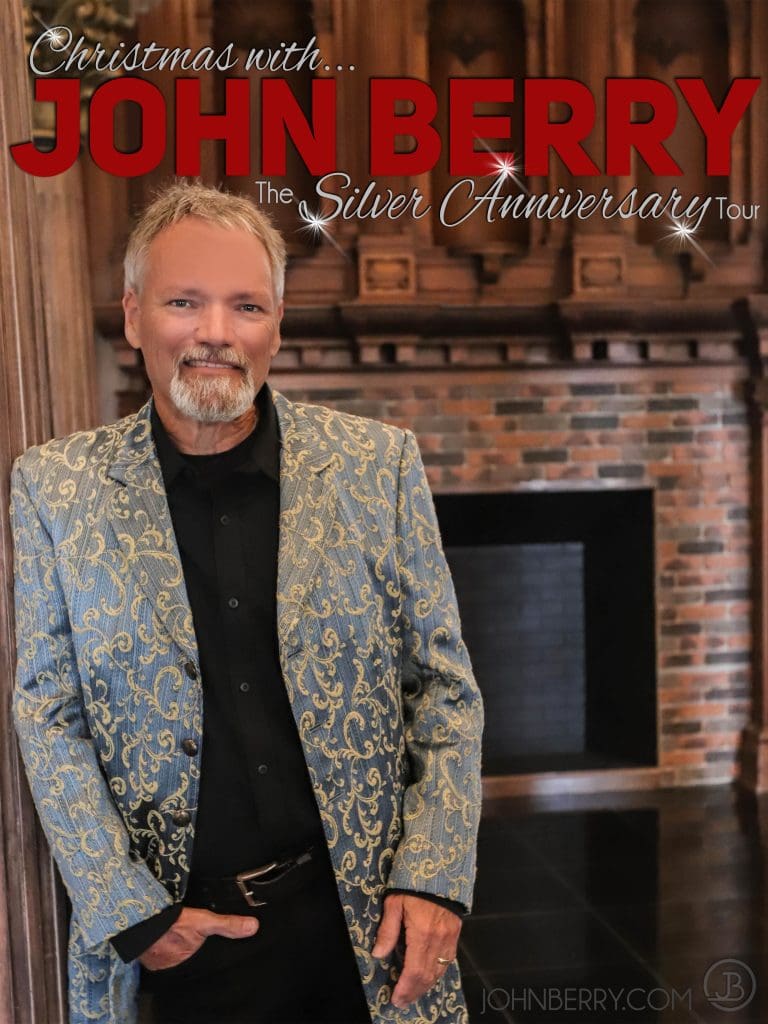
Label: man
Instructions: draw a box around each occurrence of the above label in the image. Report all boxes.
[11,182,483,1024]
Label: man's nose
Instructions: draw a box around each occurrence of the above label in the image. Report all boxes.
[196,303,232,343]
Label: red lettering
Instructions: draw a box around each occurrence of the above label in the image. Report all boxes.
[89,78,166,177]
[677,77,760,175]
[370,78,441,175]
[175,78,250,176]
[524,79,600,176]
[449,78,514,175]
[12,74,758,183]
[605,78,681,175]
[10,78,80,176]
[261,78,336,175]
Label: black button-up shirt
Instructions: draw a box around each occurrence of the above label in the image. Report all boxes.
[152,385,325,877]
[112,386,462,963]
[114,385,322,960]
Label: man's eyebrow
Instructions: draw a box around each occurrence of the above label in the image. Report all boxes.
[160,286,271,302]
[161,285,206,297]
[229,291,271,302]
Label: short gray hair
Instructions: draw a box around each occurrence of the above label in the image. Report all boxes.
[124,181,287,300]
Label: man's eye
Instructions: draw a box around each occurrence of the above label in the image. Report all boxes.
[168,299,193,308]
[239,303,261,313]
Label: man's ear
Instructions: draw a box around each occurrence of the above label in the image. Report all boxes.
[123,290,142,351]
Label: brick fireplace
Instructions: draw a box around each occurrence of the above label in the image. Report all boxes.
[100,295,768,793]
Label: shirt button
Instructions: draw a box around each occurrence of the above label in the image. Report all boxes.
[257,764,268,775]
[228,597,239,609]
[184,661,198,679]
[220,514,230,526]
[239,682,250,693]
[171,810,191,826]
[181,739,198,756]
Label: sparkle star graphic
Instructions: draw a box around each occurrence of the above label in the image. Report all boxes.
[663,214,715,266]
[47,26,69,48]
[475,136,529,195]
[490,154,516,179]
[30,15,74,61]
[295,202,348,259]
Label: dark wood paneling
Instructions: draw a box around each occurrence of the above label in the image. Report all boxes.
[1,1,70,1019]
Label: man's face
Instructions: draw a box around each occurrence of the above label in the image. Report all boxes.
[123,217,283,425]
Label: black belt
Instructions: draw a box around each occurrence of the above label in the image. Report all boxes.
[185,846,318,912]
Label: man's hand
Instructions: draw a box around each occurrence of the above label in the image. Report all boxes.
[371,893,462,1009]
[139,907,258,971]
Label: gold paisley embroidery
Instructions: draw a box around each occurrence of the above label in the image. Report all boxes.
[11,395,482,1024]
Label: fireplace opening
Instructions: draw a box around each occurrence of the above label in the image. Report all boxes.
[434,489,657,775]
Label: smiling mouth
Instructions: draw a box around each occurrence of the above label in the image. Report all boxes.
[183,359,242,370]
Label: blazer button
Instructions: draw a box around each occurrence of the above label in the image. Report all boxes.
[181,739,198,756]
[171,809,191,826]
[184,661,198,680]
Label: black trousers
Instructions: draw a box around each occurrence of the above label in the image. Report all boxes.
[140,846,372,1024]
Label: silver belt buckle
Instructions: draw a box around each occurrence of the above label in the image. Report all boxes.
[235,862,276,908]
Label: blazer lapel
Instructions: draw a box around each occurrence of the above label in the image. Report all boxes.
[104,391,334,669]
[272,390,337,652]
[106,400,198,665]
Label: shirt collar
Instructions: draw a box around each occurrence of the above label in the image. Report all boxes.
[151,383,280,489]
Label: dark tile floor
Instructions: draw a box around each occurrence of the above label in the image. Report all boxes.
[457,786,768,1024]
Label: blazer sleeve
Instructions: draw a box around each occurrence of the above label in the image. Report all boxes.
[10,459,174,952]
[385,429,484,913]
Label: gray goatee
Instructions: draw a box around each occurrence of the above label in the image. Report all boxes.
[170,345,256,423]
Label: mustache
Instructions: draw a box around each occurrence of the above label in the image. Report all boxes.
[175,345,249,371]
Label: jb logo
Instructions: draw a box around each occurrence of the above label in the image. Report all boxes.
[703,959,757,1012]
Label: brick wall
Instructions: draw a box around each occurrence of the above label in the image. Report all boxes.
[274,367,752,786]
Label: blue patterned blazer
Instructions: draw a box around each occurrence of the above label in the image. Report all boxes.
[11,390,483,1024]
